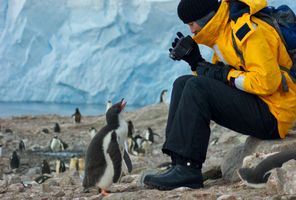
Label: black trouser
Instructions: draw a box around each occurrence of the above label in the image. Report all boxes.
[162,75,280,165]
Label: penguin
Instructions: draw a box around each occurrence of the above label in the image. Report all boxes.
[19,140,26,152]
[88,127,97,139]
[10,150,20,170]
[69,156,79,172]
[127,120,135,138]
[0,144,2,157]
[144,127,160,144]
[237,149,296,188]
[83,99,132,196]
[159,89,168,103]
[41,159,51,174]
[106,100,112,113]
[50,135,68,152]
[53,122,61,133]
[72,108,82,123]
[55,159,66,174]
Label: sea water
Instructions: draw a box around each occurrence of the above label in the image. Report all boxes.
[0,102,141,118]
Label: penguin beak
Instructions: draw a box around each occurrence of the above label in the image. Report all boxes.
[120,98,127,111]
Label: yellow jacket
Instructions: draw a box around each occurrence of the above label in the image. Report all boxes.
[192,0,296,138]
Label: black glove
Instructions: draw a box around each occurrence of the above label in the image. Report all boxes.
[169,32,204,71]
[196,61,231,83]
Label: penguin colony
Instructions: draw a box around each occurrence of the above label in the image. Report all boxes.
[83,99,132,196]
[126,121,160,156]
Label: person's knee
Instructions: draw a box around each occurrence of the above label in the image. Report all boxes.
[173,75,193,89]
[185,76,210,91]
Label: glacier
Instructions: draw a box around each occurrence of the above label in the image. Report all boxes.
[0,0,295,106]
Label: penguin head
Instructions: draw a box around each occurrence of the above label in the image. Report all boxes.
[106,98,126,126]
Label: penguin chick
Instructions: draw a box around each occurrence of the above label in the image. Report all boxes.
[72,108,82,123]
[10,150,20,170]
[83,99,132,196]
[41,159,51,174]
[50,135,68,152]
[19,140,26,152]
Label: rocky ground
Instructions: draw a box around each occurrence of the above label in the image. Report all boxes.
[0,103,295,200]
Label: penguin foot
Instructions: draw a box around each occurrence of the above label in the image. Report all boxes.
[99,188,110,196]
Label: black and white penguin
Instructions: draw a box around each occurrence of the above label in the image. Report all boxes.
[10,150,20,170]
[159,89,168,103]
[127,120,135,138]
[55,159,66,174]
[237,149,296,188]
[19,140,26,152]
[88,127,97,139]
[41,159,51,174]
[72,108,82,123]
[53,122,61,133]
[83,99,132,196]
[106,100,112,113]
[144,127,160,144]
[50,135,68,152]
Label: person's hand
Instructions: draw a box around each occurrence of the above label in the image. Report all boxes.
[196,62,231,83]
[169,32,204,71]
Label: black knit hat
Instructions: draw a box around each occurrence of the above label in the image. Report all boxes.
[178,0,219,24]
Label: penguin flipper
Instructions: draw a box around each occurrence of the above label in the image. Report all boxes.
[107,131,122,183]
[123,149,133,173]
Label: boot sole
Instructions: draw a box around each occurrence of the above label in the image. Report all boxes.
[144,181,203,191]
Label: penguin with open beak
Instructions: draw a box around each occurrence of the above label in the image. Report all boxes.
[83,99,132,196]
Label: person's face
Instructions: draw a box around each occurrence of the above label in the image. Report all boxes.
[187,21,202,35]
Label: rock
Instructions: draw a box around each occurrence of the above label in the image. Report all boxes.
[266,160,296,195]
[41,183,52,193]
[53,190,65,197]
[221,144,245,182]
[221,134,296,182]
[217,194,238,200]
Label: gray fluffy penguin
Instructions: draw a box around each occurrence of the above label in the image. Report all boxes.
[83,99,132,196]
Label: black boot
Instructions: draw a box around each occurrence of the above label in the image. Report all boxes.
[144,153,203,190]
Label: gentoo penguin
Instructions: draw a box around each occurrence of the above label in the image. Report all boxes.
[237,149,296,188]
[41,159,51,174]
[106,100,112,113]
[53,122,61,133]
[88,127,97,139]
[10,150,20,170]
[144,127,160,144]
[69,156,79,172]
[83,99,132,195]
[19,140,26,152]
[55,159,66,174]
[72,108,82,123]
[159,89,168,103]
[127,120,135,138]
[50,135,68,152]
